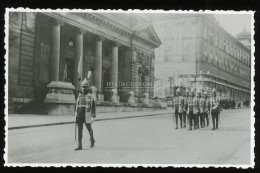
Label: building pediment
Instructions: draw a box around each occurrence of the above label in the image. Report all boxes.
[134,24,162,48]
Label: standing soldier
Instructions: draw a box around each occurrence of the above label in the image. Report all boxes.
[199,90,206,128]
[193,90,199,129]
[196,90,202,129]
[210,88,220,130]
[173,88,184,129]
[182,88,189,128]
[204,90,210,127]
[74,77,96,151]
[187,89,196,130]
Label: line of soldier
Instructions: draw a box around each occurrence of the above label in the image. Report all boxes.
[172,87,221,130]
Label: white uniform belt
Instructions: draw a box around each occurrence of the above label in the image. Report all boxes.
[78,105,87,107]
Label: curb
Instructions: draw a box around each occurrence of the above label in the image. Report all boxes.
[8,112,172,130]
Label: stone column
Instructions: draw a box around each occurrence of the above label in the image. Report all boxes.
[94,36,105,101]
[50,20,63,81]
[110,42,120,103]
[45,20,76,115]
[73,29,85,89]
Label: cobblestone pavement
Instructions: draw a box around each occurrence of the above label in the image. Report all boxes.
[7,109,252,166]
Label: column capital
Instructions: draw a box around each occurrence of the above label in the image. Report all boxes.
[55,19,64,27]
[77,28,86,35]
[97,36,106,42]
[112,41,121,47]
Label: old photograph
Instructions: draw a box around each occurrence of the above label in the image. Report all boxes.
[5,9,254,167]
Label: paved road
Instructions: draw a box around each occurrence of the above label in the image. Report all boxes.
[7,109,252,166]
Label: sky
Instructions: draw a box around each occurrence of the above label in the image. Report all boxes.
[214,14,252,37]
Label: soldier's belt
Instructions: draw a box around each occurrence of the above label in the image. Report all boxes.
[78,105,87,107]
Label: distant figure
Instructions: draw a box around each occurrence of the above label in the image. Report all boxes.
[111,89,118,103]
[128,91,135,105]
[142,93,150,106]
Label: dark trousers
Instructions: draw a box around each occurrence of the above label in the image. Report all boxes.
[182,111,187,127]
[77,122,95,147]
[204,112,209,126]
[199,112,205,128]
[174,111,183,128]
[211,112,219,130]
[188,111,196,130]
[195,113,199,129]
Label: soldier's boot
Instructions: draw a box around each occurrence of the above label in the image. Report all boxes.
[86,124,95,148]
[175,114,178,129]
[211,115,216,130]
[75,141,82,151]
[74,145,82,151]
[90,138,95,148]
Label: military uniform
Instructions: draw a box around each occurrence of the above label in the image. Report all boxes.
[199,95,208,128]
[187,91,198,130]
[173,89,184,129]
[204,96,210,127]
[193,95,199,129]
[74,78,96,150]
[210,92,220,130]
[182,93,188,128]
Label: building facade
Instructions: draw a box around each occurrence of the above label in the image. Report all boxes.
[8,12,161,113]
[152,14,251,106]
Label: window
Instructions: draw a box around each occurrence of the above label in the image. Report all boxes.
[224,40,226,51]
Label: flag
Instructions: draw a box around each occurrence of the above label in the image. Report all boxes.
[63,64,67,81]
[77,52,83,82]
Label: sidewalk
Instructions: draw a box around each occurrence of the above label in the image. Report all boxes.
[8,109,173,130]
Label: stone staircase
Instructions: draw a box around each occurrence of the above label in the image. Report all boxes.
[15,100,46,114]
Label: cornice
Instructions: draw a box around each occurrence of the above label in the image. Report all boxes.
[70,13,161,48]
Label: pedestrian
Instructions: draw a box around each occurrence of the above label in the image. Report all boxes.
[74,77,96,151]
[210,88,220,130]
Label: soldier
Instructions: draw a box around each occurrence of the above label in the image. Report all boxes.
[173,88,184,129]
[210,88,220,130]
[199,90,206,128]
[187,89,196,130]
[204,91,210,127]
[196,90,202,129]
[182,88,189,128]
[74,77,96,151]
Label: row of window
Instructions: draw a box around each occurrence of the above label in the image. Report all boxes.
[204,26,250,66]
[204,46,250,80]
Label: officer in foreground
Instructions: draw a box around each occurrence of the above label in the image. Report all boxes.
[74,77,96,151]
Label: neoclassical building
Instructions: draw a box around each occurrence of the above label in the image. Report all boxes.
[8,12,162,113]
[152,14,251,106]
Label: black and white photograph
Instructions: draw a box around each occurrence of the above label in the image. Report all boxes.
[4,9,254,167]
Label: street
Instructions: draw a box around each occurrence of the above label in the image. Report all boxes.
[7,108,252,165]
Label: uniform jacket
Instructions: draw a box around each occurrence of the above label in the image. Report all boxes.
[210,96,220,114]
[187,96,199,114]
[193,97,199,114]
[75,93,96,123]
[173,96,184,113]
[183,96,188,112]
